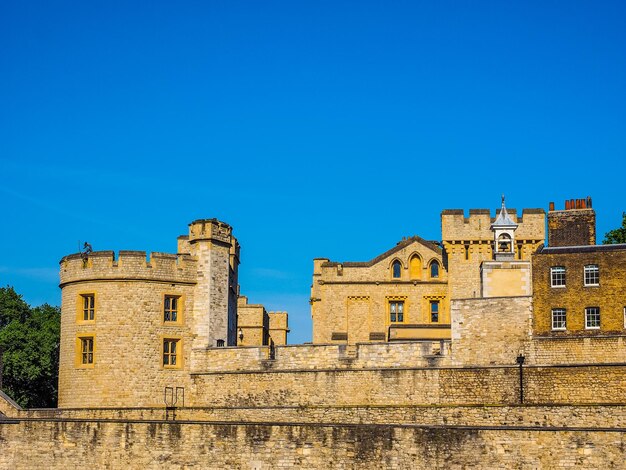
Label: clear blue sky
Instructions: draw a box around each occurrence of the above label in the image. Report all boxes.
[1,1,625,344]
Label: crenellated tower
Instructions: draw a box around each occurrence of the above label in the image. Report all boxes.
[182,219,240,348]
[57,218,243,408]
[441,200,545,299]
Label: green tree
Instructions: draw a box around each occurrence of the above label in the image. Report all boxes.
[0,287,60,408]
[603,212,626,244]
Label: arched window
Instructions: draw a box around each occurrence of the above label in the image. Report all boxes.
[409,255,421,279]
[391,260,402,278]
[430,261,440,279]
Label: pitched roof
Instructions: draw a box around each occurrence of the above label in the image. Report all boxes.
[321,236,442,268]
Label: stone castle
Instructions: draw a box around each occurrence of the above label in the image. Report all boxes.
[1,196,625,469]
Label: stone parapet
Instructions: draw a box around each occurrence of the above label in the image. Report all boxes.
[59,251,197,286]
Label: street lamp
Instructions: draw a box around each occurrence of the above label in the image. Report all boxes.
[516,354,525,404]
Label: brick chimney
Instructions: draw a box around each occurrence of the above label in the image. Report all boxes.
[547,197,595,247]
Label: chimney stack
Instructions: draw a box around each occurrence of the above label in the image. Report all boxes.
[547,196,596,247]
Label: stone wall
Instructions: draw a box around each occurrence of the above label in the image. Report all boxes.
[58,278,195,408]
[451,296,532,366]
[189,364,626,408]
[191,342,450,373]
[12,404,626,429]
[1,419,624,469]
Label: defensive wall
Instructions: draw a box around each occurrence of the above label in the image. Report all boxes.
[0,417,624,469]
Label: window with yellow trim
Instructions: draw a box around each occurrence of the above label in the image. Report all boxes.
[430,301,439,323]
[75,335,95,367]
[164,295,180,322]
[163,338,181,367]
[80,294,95,321]
[389,301,404,323]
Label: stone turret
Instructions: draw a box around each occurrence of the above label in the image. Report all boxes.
[186,219,240,348]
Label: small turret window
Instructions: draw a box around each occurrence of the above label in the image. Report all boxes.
[391,260,402,279]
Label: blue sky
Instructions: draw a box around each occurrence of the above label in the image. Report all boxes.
[1,1,625,344]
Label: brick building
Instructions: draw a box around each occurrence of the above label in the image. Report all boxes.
[533,198,626,336]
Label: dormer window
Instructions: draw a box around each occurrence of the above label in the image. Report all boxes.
[391,260,402,279]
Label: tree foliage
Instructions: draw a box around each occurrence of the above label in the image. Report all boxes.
[0,286,60,408]
[603,212,626,244]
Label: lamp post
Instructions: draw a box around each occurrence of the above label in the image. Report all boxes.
[516,354,525,404]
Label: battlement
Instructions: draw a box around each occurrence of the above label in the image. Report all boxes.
[188,218,233,245]
[59,250,198,286]
[441,208,545,242]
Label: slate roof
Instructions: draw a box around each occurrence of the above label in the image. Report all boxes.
[321,236,442,268]
[537,243,626,254]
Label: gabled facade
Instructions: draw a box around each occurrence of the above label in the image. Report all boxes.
[310,236,449,344]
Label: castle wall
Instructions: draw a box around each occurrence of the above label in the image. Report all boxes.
[190,342,450,373]
[1,419,624,469]
[451,296,532,366]
[12,403,626,429]
[189,364,626,408]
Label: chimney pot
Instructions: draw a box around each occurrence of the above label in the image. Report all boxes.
[549,202,555,211]
[565,200,570,210]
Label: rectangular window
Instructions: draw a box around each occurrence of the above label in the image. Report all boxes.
[585,307,600,329]
[81,294,95,321]
[584,265,599,286]
[550,267,566,287]
[164,295,179,322]
[80,337,94,364]
[624,307,626,329]
[430,301,439,323]
[389,301,404,323]
[551,308,566,330]
[163,338,180,367]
